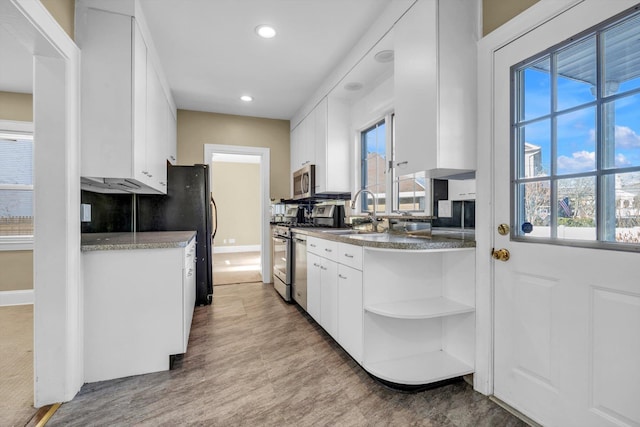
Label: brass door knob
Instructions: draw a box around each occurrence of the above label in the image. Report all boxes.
[491,248,510,261]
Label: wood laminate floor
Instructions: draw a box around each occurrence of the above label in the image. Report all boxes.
[49,282,527,426]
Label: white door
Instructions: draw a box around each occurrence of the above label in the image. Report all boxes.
[492,1,640,426]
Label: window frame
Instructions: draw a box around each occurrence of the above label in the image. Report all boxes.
[359,115,393,215]
[510,7,640,253]
[0,120,34,251]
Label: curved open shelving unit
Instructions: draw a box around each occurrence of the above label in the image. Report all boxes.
[364,351,474,385]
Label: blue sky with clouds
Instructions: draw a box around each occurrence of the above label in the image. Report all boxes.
[521,68,640,175]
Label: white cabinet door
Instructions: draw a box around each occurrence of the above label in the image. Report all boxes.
[320,258,338,339]
[80,8,137,179]
[132,19,148,185]
[338,264,363,362]
[314,98,328,193]
[393,0,437,176]
[307,252,322,323]
[146,64,168,190]
[394,0,476,177]
[167,101,177,165]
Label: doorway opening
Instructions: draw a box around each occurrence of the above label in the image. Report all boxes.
[204,144,271,287]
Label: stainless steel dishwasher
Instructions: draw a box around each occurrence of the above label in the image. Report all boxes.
[292,232,307,311]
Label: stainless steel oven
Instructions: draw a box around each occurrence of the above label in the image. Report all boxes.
[271,224,292,302]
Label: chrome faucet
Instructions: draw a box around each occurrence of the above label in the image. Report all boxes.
[350,189,378,222]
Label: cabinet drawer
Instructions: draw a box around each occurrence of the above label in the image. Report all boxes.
[308,236,338,261]
[338,243,362,270]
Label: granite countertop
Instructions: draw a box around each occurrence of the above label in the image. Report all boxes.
[81,231,196,252]
[291,227,475,250]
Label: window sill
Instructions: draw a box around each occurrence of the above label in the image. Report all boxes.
[0,237,34,251]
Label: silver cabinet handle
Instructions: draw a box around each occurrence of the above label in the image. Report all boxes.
[344,253,354,258]
[325,248,332,253]
[338,274,347,279]
[313,263,320,267]
[310,244,317,248]
[320,266,327,271]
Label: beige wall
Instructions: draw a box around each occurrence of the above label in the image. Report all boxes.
[0,91,33,121]
[177,109,290,201]
[41,0,75,40]
[212,162,261,248]
[0,251,33,292]
[483,0,540,36]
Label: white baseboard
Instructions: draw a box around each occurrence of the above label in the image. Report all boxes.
[0,289,34,306]
[213,244,261,254]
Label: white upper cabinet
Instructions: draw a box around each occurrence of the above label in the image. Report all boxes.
[448,179,476,201]
[77,0,177,194]
[315,96,350,194]
[394,0,477,177]
[290,96,350,196]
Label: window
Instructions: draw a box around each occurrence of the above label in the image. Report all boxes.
[361,119,388,213]
[0,131,34,240]
[360,114,430,215]
[512,8,640,249]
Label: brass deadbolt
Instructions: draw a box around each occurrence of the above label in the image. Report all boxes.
[497,224,510,235]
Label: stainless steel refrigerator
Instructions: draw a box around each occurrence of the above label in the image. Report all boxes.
[137,164,215,305]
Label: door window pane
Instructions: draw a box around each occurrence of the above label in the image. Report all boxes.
[519,57,551,121]
[556,177,596,240]
[518,181,551,238]
[556,36,596,111]
[556,107,596,175]
[602,93,640,169]
[519,119,551,178]
[603,12,640,96]
[0,138,33,185]
[603,172,640,243]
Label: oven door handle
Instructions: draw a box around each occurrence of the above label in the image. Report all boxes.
[273,236,288,243]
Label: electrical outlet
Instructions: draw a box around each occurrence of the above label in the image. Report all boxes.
[229,238,235,244]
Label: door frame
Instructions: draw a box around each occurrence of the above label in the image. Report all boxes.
[1,0,82,406]
[475,0,584,395]
[203,143,271,283]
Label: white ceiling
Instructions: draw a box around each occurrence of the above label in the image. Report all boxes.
[1,0,391,120]
[139,0,390,120]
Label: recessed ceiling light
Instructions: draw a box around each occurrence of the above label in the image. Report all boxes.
[255,25,276,39]
[240,95,253,102]
[374,49,395,63]
[344,82,364,91]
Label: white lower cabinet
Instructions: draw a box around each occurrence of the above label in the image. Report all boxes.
[306,235,475,386]
[83,238,196,382]
[337,264,363,363]
[307,237,363,361]
[307,252,322,323]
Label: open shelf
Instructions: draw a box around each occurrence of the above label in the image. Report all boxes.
[364,351,473,385]
[364,296,474,319]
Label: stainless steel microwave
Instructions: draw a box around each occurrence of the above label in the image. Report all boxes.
[293,164,315,200]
